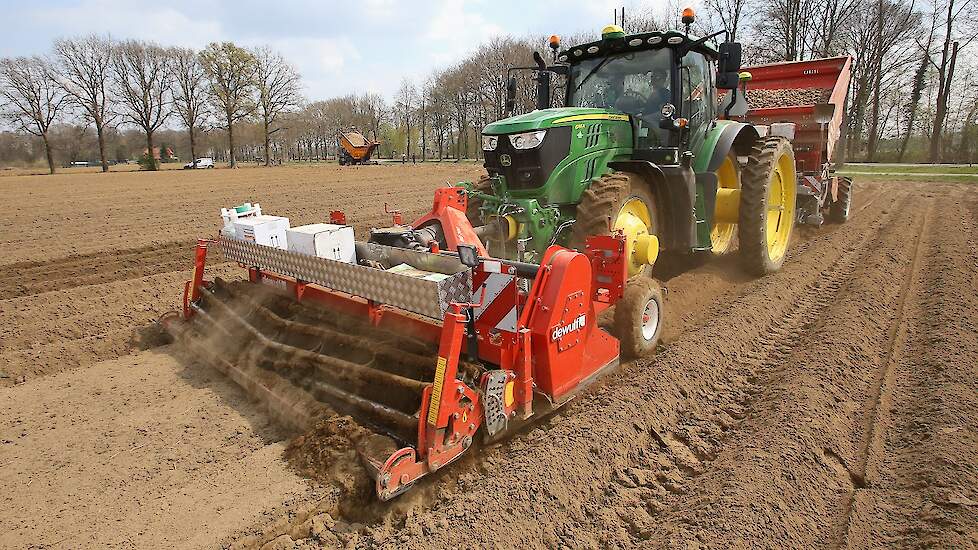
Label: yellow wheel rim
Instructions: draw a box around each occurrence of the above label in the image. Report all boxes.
[765,152,796,262]
[614,197,655,277]
[711,155,739,254]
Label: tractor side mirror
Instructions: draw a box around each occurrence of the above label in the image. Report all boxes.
[532,51,551,110]
[505,76,517,113]
[716,42,742,90]
[535,70,552,110]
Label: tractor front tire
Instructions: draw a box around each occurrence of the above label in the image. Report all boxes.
[828,177,853,223]
[614,278,664,359]
[738,137,797,276]
[572,171,659,278]
[465,176,493,226]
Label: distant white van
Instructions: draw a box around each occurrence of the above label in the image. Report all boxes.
[184,157,215,169]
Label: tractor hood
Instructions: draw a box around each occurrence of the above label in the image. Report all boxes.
[483,107,630,135]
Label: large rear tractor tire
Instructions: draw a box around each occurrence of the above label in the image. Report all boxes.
[614,278,664,359]
[572,171,659,279]
[738,137,797,276]
[828,177,853,223]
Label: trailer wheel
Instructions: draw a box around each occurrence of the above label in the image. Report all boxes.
[738,137,796,275]
[828,177,852,223]
[573,171,660,278]
[614,278,664,359]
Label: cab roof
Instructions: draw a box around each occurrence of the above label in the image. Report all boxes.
[559,30,719,64]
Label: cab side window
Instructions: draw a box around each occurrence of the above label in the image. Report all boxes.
[682,52,714,148]
[683,54,706,131]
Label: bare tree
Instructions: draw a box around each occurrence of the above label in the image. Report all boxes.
[111,40,172,170]
[757,0,818,60]
[199,42,257,168]
[253,46,301,166]
[54,35,116,172]
[863,0,919,160]
[898,47,931,160]
[355,92,387,141]
[418,80,431,160]
[705,0,752,41]
[0,56,67,174]
[809,0,862,56]
[925,0,977,161]
[395,79,417,159]
[171,47,209,166]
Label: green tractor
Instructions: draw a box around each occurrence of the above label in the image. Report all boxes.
[464,13,797,355]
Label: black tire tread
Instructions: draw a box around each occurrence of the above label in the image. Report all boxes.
[465,176,494,225]
[571,172,632,248]
[738,136,793,276]
[613,277,664,359]
[828,177,852,223]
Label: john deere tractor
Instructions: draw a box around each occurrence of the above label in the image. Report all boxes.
[465,12,797,320]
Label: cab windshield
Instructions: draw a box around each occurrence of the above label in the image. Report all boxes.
[567,48,673,147]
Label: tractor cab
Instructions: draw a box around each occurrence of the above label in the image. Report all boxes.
[560,25,722,163]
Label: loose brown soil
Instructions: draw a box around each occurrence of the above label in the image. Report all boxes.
[1,165,975,549]
[0,163,479,386]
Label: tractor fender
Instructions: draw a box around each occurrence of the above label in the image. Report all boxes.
[607,160,695,252]
[695,122,761,232]
[700,122,760,173]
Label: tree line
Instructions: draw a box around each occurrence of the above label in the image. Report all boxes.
[2,0,976,172]
[0,37,300,173]
[292,0,976,165]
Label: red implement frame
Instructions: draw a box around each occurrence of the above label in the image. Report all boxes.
[175,192,628,500]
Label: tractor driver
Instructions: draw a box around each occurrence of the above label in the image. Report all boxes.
[613,67,671,119]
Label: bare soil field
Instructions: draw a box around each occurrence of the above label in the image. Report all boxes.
[0,163,479,385]
[1,165,975,549]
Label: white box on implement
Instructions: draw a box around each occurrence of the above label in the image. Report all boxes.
[233,215,290,249]
[287,224,355,263]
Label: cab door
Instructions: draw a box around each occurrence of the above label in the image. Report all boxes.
[682,52,715,153]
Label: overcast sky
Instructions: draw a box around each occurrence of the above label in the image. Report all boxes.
[1,0,675,101]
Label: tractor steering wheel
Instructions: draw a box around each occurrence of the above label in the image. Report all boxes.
[614,90,648,113]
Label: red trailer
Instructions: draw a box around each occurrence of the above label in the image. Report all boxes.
[742,56,854,225]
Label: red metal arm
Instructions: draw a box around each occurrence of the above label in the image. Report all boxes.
[183,239,215,319]
[372,306,483,500]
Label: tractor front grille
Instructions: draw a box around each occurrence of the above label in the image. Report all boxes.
[484,126,571,191]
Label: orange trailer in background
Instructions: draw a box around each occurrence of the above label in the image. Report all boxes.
[338,129,380,165]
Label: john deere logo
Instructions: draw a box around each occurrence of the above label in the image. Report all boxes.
[499,154,512,167]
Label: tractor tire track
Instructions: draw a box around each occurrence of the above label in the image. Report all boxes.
[596,188,918,547]
[835,202,930,546]
[841,188,978,548]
